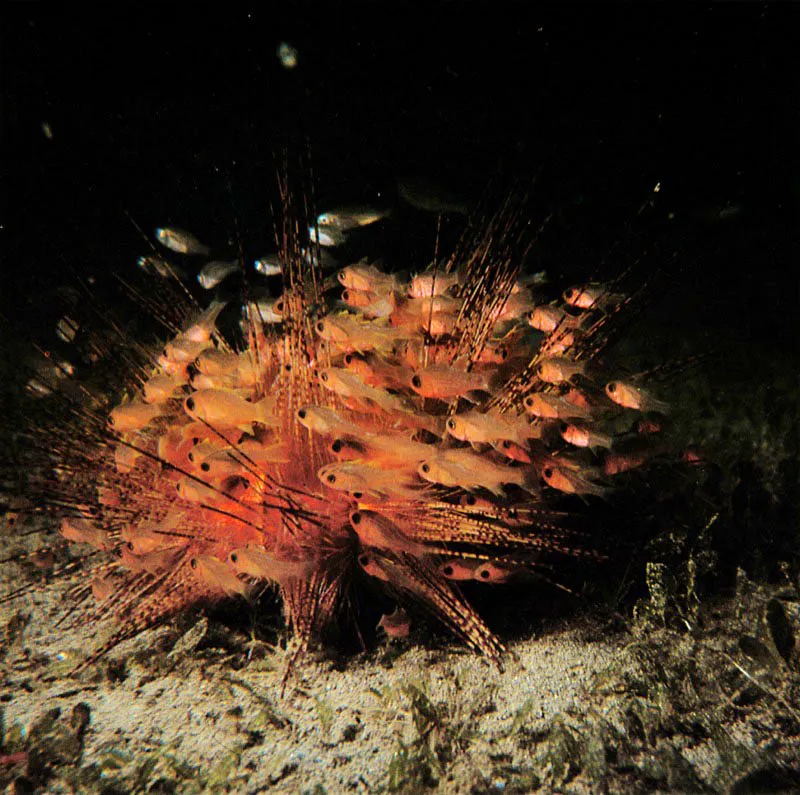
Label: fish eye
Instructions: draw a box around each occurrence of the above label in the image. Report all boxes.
[275,301,284,314]
[536,364,544,375]
[176,482,182,492]
[543,467,553,479]
[443,564,454,576]
[108,415,115,426]
[464,494,476,506]
[607,382,617,393]
[358,553,370,567]
[351,512,362,525]
[297,408,307,420]
[126,542,135,551]
[565,288,574,299]
[420,463,430,474]
[316,321,325,333]
[352,491,363,499]
[331,440,343,453]
[502,440,512,449]
[342,290,350,301]
[447,419,456,430]
[192,437,199,445]
[327,473,336,484]
[411,374,422,388]
[524,396,533,407]
[188,451,196,461]
[560,423,569,433]
[186,397,195,411]
[230,553,238,563]
[479,568,491,580]
[344,354,353,365]
[201,462,210,472]
[190,558,198,569]
[163,348,169,357]
[498,346,508,360]
[337,271,346,283]
[320,372,328,382]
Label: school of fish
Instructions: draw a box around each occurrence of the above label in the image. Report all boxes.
[8,196,681,672]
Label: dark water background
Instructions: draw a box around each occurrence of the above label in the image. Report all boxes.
[3,5,798,341]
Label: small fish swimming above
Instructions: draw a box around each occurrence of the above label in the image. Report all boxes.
[155,227,210,256]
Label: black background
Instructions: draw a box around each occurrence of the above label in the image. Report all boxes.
[2,3,798,344]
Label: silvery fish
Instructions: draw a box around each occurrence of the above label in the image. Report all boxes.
[198,260,239,290]
[317,206,390,231]
[138,256,187,280]
[309,225,347,248]
[254,254,283,277]
[155,227,210,256]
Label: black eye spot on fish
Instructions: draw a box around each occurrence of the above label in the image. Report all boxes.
[351,512,362,525]
[344,354,353,365]
[447,419,456,430]
[201,463,210,472]
[443,564,454,576]
[188,451,196,462]
[327,473,336,484]
[543,467,553,479]
[126,542,135,551]
[190,558,198,569]
[358,553,370,567]
[560,423,569,433]
[331,440,343,453]
[607,382,617,393]
[108,416,115,426]
[479,568,491,579]
[411,375,422,389]
[421,463,430,474]
[230,553,238,563]
[192,437,200,445]
[498,346,508,361]
[524,396,533,407]
[502,440,512,449]
[464,494,476,506]
[297,409,306,420]
[338,272,347,283]
[564,288,574,300]
[316,321,325,333]
[352,491,363,499]
[320,372,328,382]
[186,397,195,411]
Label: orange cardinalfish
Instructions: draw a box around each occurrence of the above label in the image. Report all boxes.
[190,554,251,597]
[143,372,188,403]
[108,400,172,432]
[337,261,400,294]
[540,463,609,498]
[343,352,407,390]
[559,422,613,450]
[318,461,423,501]
[523,392,592,420]
[60,516,114,551]
[439,558,482,581]
[409,364,496,402]
[535,357,587,385]
[193,349,241,376]
[296,405,365,439]
[562,283,623,310]
[183,389,278,434]
[418,449,538,497]
[349,510,426,556]
[605,381,670,413]
[526,304,585,334]
[118,543,185,576]
[227,546,316,586]
[408,269,461,298]
[445,408,537,448]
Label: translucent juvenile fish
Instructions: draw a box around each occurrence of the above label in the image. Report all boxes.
[317,206,390,231]
[605,381,670,413]
[408,269,461,299]
[410,364,494,402]
[155,227,210,256]
[198,260,239,289]
[254,254,282,277]
[108,400,170,432]
[418,449,536,497]
[523,392,592,420]
[138,256,187,280]
[536,357,587,385]
[309,225,347,247]
[562,284,622,310]
[377,607,411,639]
[541,463,609,498]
